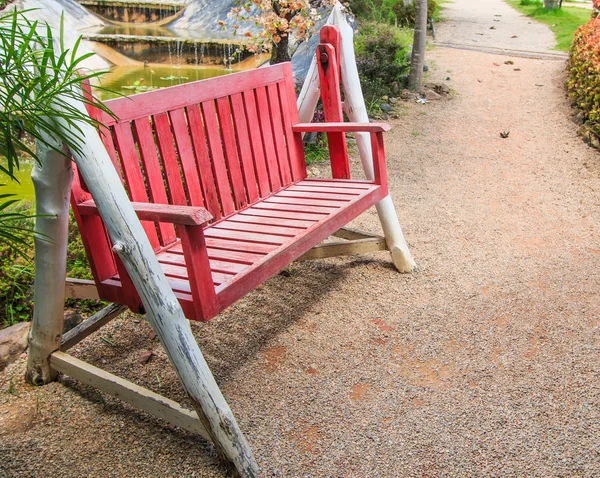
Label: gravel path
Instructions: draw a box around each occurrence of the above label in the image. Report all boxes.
[3,3,600,477]
[436,0,555,53]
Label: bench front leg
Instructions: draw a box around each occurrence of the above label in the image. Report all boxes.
[178,224,218,322]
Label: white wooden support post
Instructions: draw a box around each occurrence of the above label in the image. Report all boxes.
[297,3,416,272]
[332,4,416,272]
[26,134,73,385]
[49,95,258,478]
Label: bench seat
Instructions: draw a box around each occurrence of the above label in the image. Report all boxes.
[94,178,386,319]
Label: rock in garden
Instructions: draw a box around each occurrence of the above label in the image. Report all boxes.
[424,81,450,96]
[380,103,392,112]
[63,309,83,333]
[389,97,398,104]
[423,89,442,101]
[0,322,31,371]
[400,89,412,100]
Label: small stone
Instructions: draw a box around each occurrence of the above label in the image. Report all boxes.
[63,309,83,333]
[423,89,442,101]
[380,103,392,112]
[400,89,412,100]
[423,65,429,72]
[424,81,450,95]
[0,322,31,371]
[388,97,398,104]
[139,350,153,364]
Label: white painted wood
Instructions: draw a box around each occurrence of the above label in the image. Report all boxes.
[298,237,388,261]
[61,303,128,351]
[53,94,257,478]
[50,351,210,439]
[331,3,417,272]
[65,277,100,300]
[26,134,73,385]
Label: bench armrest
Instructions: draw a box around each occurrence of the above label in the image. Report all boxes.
[78,200,213,226]
[292,122,391,133]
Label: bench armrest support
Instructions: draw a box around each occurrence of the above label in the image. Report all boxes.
[78,200,213,226]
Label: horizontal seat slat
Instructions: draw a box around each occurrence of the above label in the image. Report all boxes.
[253,202,339,215]
[298,179,373,189]
[287,185,368,196]
[204,228,288,245]
[158,253,248,275]
[277,190,357,201]
[213,221,304,237]
[240,208,327,222]
[228,214,315,229]
[265,197,347,208]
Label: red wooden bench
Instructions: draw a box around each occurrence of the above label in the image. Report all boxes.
[70,61,391,322]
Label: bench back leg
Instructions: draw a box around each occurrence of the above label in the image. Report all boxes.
[321,17,417,272]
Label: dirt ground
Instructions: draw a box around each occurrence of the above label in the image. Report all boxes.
[3,2,600,477]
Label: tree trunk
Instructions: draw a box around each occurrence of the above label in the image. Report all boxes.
[26,134,73,385]
[408,0,428,91]
[270,33,290,64]
[50,95,258,478]
[544,0,560,8]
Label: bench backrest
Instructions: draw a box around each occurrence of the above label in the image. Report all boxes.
[71,62,306,285]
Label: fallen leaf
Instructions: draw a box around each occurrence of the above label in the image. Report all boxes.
[500,131,510,139]
[504,60,514,65]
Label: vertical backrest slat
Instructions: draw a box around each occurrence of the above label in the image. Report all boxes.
[229,93,259,204]
[112,122,160,250]
[132,117,177,246]
[215,96,247,210]
[201,99,235,216]
[169,108,205,208]
[266,83,292,186]
[278,79,306,181]
[242,90,271,197]
[185,104,222,220]
[255,86,282,191]
[153,112,188,206]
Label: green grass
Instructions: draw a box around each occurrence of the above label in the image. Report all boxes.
[505,0,591,51]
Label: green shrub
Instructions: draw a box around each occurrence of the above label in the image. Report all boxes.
[392,0,437,27]
[0,204,100,328]
[354,22,412,103]
[567,19,600,139]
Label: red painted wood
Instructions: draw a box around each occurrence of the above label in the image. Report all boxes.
[185,104,222,220]
[371,131,388,190]
[230,92,259,203]
[242,90,271,197]
[114,255,144,313]
[216,96,247,210]
[204,228,288,245]
[171,238,276,255]
[228,214,314,229]
[277,80,305,181]
[240,208,327,222]
[216,184,387,310]
[320,25,342,74]
[317,41,349,179]
[255,86,282,191]
[253,202,339,215]
[133,117,177,246]
[266,83,292,185]
[287,185,367,195]
[301,178,373,186]
[265,196,348,208]
[277,190,355,202]
[153,112,187,206]
[214,221,304,237]
[95,65,289,125]
[169,108,205,207]
[206,248,267,264]
[292,122,391,133]
[178,224,219,321]
[202,100,235,216]
[100,126,123,176]
[112,122,161,250]
[78,200,212,225]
